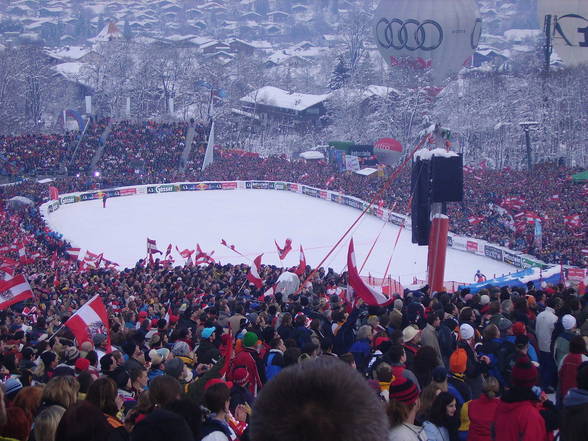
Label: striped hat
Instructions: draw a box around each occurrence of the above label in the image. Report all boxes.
[388,377,418,406]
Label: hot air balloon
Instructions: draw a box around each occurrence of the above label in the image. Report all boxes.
[538,0,588,67]
[373,138,403,165]
[373,0,482,83]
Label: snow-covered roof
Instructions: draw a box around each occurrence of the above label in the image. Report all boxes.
[414,148,459,160]
[240,86,331,112]
[52,62,91,87]
[90,22,123,43]
[354,168,378,176]
[300,151,325,160]
[364,85,401,99]
[45,46,91,61]
[503,29,542,42]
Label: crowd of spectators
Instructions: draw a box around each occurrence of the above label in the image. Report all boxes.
[0,121,586,269]
[0,192,586,440]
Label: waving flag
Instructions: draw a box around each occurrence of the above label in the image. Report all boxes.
[194,244,215,265]
[0,274,33,310]
[325,175,336,188]
[294,245,306,276]
[564,214,582,229]
[274,239,292,260]
[247,254,264,289]
[468,216,484,225]
[175,246,194,264]
[501,197,525,211]
[147,238,162,255]
[64,294,111,351]
[347,238,393,307]
[66,248,81,260]
[220,239,246,257]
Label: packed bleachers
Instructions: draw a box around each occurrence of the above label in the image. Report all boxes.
[0,123,586,268]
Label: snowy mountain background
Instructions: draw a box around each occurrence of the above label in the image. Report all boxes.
[0,0,585,168]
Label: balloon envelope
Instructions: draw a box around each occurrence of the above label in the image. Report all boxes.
[374,138,403,165]
[538,0,588,66]
[373,0,482,82]
[275,272,300,296]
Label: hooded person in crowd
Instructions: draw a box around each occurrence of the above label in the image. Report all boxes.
[493,356,549,441]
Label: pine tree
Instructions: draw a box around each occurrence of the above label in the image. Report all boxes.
[354,52,377,86]
[329,55,350,90]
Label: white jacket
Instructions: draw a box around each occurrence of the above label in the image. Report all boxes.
[389,423,428,441]
[536,307,558,352]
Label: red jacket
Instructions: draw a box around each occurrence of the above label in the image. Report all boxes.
[467,395,499,441]
[559,352,584,401]
[228,348,262,396]
[494,395,547,441]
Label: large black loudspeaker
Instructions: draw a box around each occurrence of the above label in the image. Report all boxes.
[430,154,464,203]
[411,159,431,246]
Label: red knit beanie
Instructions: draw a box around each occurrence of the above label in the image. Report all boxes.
[388,377,418,406]
[511,356,538,388]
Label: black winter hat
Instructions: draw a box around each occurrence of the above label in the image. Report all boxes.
[130,409,194,441]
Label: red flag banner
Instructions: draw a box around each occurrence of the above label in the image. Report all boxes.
[0,274,33,310]
[247,254,263,288]
[347,238,393,307]
[64,294,111,351]
[274,239,292,260]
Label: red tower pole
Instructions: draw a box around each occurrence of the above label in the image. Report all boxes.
[427,212,449,292]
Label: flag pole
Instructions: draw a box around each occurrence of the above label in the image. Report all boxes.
[47,324,65,342]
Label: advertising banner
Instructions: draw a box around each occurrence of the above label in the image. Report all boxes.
[451,237,467,251]
[345,155,360,171]
[467,241,479,253]
[147,184,177,194]
[319,191,328,200]
[80,192,100,201]
[522,257,542,269]
[247,181,274,190]
[222,182,237,190]
[48,201,60,213]
[274,182,287,190]
[343,196,363,210]
[60,195,78,204]
[302,186,320,198]
[447,236,453,247]
[389,213,405,226]
[503,251,523,268]
[331,193,343,204]
[484,245,503,261]
[567,268,587,282]
[180,183,200,191]
[119,188,137,197]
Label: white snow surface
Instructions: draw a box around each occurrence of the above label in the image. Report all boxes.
[45,190,514,284]
[240,86,330,112]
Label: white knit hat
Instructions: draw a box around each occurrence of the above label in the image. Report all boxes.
[562,314,576,331]
[460,323,475,340]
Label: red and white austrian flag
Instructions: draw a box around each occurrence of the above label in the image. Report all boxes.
[147,238,162,255]
[274,239,292,261]
[347,238,393,307]
[247,254,264,289]
[564,214,582,229]
[65,294,111,351]
[66,248,81,259]
[0,274,33,310]
[295,245,306,276]
[468,216,484,225]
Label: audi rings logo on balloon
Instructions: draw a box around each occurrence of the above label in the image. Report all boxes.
[376,18,443,51]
